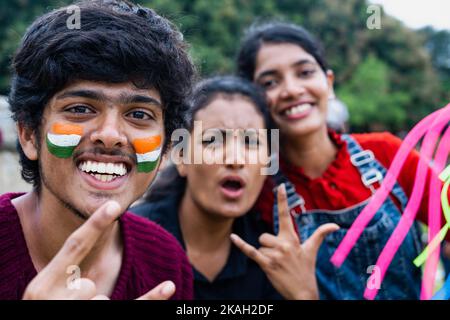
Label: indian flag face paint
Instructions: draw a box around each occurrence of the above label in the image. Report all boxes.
[133,135,162,173]
[46,123,83,158]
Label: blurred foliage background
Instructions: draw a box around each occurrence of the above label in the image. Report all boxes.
[0,0,449,133]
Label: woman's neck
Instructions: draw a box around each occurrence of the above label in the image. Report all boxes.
[178,189,234,252]
[178,189,235,282]
[282,127,338,179]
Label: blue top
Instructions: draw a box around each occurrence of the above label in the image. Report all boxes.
[131,186,283,300]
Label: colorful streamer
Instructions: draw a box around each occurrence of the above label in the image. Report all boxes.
[330,103,450,300]
[432,275,450,300]
[418,149,450,300]
[431,167,450,300]
[362,116,449,300]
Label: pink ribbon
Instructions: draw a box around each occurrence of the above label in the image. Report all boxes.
[363,119,449,300]
[421,127,450,299]
[330,103,450,299]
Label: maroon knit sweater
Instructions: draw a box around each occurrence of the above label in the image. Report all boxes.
[0,193,193,300]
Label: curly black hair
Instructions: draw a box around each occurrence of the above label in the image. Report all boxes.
[8,0,196,189]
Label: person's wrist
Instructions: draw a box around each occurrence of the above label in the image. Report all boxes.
[293,289,319,300]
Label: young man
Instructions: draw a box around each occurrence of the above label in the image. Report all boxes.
[1,0,196,299]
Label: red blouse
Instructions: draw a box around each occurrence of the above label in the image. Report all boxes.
[255,131,448,236]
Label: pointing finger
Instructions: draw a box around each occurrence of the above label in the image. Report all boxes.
[45,201,122,276]
[276,184,297,240]
[137,281,176,300]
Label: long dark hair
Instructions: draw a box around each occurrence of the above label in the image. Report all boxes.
[236,21,328,80]
[144,75,271,202]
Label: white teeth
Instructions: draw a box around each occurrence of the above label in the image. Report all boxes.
[89,173,115,182]
[98,162,106,174]
[78,160,127,177]
[85,161,91,172]
[284,103,312,116]
[105,163,114,174]
[115,164,126,176]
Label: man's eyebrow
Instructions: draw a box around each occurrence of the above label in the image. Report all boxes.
[119,93,162,107]
[56,90,106,101]
[56,90,162,107]
[256,59,316,80]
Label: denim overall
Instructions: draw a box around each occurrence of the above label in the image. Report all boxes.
[272,134,423,299]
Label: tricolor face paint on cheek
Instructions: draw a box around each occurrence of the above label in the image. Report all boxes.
[132,135,162,173]
[46,123,83,158]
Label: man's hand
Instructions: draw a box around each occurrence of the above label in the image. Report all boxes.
[231,184,339,300]
[23,201,176,300]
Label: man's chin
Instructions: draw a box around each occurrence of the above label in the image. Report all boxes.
[82,196,125,216]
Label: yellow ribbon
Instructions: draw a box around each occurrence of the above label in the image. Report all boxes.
[414,165,450,267]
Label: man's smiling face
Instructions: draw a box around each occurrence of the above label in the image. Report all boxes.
[32,80,164,218]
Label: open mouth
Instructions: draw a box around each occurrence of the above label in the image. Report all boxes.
[77,160,130,183]
[220,176,245,199]
[222,179,243,191]
[280,103,313,118]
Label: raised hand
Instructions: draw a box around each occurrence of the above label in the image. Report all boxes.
[231,184,339,300]
[23,201,176,300]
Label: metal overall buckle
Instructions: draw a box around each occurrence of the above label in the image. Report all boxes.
[361,168,383,193]
[350,150,375,166]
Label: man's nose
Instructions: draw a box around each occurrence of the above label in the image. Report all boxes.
[90,113,127,149]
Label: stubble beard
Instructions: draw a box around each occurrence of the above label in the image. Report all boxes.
[39,159,92,221]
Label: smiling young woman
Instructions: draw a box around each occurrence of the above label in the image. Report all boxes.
[235,21,447,300]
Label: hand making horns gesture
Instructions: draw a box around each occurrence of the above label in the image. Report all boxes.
[23,201,175,300]
[231,184,339,300]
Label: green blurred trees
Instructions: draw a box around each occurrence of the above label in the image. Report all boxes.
[338,55,409,131]
[0,0,448,132]
[0,0,69,91]
[420,27,450,107]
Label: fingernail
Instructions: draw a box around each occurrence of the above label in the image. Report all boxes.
[162,281,175,296]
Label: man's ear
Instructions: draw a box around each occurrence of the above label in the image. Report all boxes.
[17,123,38,161]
